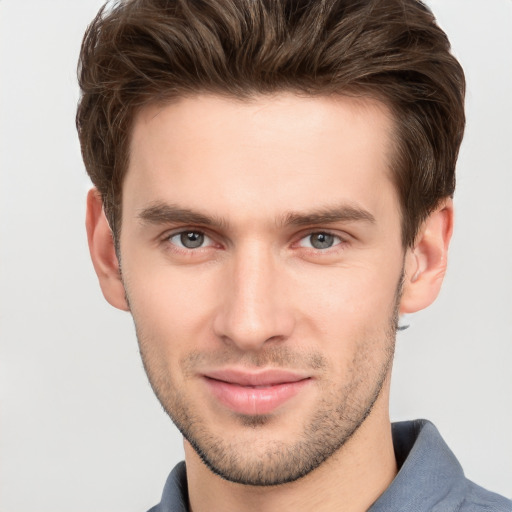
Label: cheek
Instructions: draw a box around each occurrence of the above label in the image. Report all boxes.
[292,262,401,334]
[297,269,399,384]
[122,237,403,366]
[123,262,221,356]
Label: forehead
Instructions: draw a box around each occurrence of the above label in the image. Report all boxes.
[125,93,399,226]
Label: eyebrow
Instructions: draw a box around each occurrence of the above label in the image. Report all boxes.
[281,205,376,227]
[137,203,229,229]
[137,202,375,229]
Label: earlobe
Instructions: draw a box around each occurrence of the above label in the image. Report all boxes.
[400,199,454,314]
[86,188,130,311]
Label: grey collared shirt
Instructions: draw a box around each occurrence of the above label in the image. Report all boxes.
[148,420,511,511]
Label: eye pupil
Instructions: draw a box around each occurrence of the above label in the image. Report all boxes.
[310,233,334,249]
[180,231,204,248]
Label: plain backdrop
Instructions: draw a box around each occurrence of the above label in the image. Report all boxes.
[1,1,511,511]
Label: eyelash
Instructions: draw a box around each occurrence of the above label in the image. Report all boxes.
[164,229,217,253]
[161,228,349,255]
[296,231,345,251]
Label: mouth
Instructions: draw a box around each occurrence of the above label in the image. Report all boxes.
[202,368,312,416]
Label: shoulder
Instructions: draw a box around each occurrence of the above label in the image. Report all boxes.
[456,480,512,512]
[372,420,511,512]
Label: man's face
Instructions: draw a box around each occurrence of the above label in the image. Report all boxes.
[120,93,405,485]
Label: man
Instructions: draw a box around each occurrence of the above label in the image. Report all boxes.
[76,0,511,510]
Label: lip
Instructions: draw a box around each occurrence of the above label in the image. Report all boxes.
[203,368,312,415]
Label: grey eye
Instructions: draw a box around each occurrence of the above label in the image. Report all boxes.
[309,233,335,249]
[299,232,341,250]
[180,231,204,248]
[170,231,208,249]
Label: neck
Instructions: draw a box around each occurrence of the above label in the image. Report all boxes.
[184,386,397,512]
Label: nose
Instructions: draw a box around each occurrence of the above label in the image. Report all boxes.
[213,242,295,351]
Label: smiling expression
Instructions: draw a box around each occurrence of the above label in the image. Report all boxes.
[117,93,406,484]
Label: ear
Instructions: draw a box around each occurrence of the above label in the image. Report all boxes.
[86,188,130,311]
[400,199,454,314]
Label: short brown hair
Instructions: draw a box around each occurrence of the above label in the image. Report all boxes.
[76,0,465,247]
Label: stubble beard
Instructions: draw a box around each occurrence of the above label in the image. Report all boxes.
[132,278,401,487]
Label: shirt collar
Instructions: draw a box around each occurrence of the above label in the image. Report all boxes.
[155,419,468,512]
[369,419,467,512]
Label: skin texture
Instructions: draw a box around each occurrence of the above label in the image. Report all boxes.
[86,93,453,512]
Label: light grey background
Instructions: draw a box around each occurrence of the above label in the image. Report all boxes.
[0,1,511,511]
